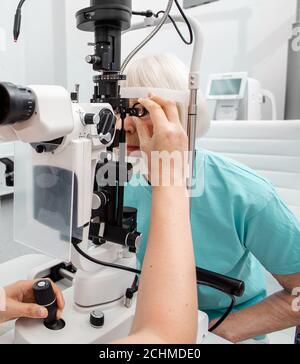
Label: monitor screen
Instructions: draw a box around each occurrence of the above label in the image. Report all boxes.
[209,78,242,96]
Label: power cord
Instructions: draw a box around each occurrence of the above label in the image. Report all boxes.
[72,241,238,333]
[133,0,194,46]
[121,0,174,73]
[156,0,194,45]
[13,0,26,41]
[208,294,236,332]
[72,242,140,275]
[125,275,139,303]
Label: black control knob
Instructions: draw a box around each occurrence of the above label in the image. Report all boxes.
[32,280,65,330]
[97,108,116,145]
[90,310,105,328]
[35,145,46,154]
[84,113,100,125]
[92,191,108,210]
[85,55,102,66]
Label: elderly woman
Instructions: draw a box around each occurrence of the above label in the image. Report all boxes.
[123,54,300,343]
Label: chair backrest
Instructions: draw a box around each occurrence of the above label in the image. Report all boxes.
[199,121,300,219]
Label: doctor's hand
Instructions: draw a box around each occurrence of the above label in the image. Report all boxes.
[0,279,64,324]
[135,94,188,155]
[134,94,188,186]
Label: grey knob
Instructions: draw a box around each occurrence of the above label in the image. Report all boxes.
[90,310,105,328]
[92,191,107,210]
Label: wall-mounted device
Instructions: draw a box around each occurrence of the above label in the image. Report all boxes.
[206,72,277,121]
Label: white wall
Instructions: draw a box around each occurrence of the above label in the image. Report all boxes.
[0,0,26,83]
[64,0,96,103]
[64,0,297,119]
[0,0,67,86]
[0,1,297,118]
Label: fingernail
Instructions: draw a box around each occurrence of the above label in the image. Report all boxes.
[38,307,48,318]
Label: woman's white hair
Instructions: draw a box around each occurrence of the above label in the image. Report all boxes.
[122,53,210,137]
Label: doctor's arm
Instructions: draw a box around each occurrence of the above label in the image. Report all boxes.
[114,96,198,344]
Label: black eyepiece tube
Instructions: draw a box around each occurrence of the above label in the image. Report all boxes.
[196,267,245,297]
[0,82,36,125]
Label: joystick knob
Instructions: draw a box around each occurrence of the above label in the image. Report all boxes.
[33,280,65,330]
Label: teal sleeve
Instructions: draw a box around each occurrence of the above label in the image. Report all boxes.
[244,195,300,275]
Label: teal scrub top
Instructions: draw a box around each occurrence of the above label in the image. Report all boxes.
[124,148,300,321]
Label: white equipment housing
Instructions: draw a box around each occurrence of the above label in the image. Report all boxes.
[206,72,277,121]
[14,274,209,344]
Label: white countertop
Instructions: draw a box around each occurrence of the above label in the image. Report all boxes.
[0,254,231,345]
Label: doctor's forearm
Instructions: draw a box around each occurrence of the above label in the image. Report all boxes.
[211,290,300,343]
[131,186,198,343]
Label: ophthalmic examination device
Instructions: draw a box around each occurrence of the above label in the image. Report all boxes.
[0,0,244,343]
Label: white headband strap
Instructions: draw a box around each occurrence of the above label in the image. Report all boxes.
[120,87,190,104]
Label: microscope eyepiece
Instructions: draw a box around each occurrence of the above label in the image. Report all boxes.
[0,82,36,126]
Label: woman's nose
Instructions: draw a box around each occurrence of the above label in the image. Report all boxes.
[123,116,137,134]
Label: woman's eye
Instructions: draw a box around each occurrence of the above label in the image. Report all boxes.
[132,103,149,118]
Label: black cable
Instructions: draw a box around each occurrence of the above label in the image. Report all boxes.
[208,294,236,332]
[174,0,194,44]
[72,242,141,275]
[13,0,27,41]
[133,1,193,46]
[155,13,193,45]
[195,278,237,332]
[72,241,237,333]
[155,0,194,45]
[17,0,26,10]
[156,11,191,45]
[131,274,139,289]
[126,275,139,300]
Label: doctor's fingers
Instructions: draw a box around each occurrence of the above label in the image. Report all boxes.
[137,98,169,131]
[5,299,48,320]
[148,94,181,125]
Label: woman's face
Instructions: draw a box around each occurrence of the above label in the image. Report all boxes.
[116,98,153,155]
